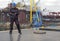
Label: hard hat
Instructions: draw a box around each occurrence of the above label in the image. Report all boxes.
[12,3,16,7]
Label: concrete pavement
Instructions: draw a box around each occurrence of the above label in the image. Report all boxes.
[39,26,60,31]
[0,29,60,41]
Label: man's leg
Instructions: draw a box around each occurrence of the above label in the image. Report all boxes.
[10,19,14,34]
[15,19,22,34]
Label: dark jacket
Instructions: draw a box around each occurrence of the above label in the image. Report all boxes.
[9,7,19,19]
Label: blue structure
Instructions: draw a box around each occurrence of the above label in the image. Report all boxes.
[32,10,42,27]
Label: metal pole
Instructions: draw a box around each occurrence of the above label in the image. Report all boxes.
[33,0,36,11]
[30,0,33,23]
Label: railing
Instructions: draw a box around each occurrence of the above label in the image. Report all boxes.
[42,12,60,26]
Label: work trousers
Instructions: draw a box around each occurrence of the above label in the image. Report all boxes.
[10,17,21,33]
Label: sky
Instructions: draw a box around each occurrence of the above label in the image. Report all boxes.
[40,0,60,12]
[0,0,60,12]
[0,0,11,8]
[0,0,38,8]
[0,0,20,8]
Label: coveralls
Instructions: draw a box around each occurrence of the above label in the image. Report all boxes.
[9,7,21,34]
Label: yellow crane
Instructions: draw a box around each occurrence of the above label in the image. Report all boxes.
[30,0,40,23]
[30,0,33,23]
[30,0,44,28]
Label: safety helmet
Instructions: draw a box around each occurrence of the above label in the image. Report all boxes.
[12,3,16,7]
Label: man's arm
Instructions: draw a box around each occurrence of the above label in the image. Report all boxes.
[16,8,19,15]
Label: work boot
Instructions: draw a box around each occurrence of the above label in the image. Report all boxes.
[9,31,12,34]
[19,32,22,35]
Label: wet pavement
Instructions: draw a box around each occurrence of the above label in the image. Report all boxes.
[0,29,60,41]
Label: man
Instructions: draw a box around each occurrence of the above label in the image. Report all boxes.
[9,3,22,34]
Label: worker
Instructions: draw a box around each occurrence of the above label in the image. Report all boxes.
[9,3,22,34]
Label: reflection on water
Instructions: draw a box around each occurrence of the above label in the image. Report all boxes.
[9,34,21,41]
[17,34,21,41]
[10,34,13,41]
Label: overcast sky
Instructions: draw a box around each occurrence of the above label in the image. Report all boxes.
[0,0,60,12]
[0,0,39,8]
[0,0,20,8]
[40,0,60,12]
[0,0,11,8]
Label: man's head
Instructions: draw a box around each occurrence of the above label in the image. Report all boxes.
[12,3,16,8]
